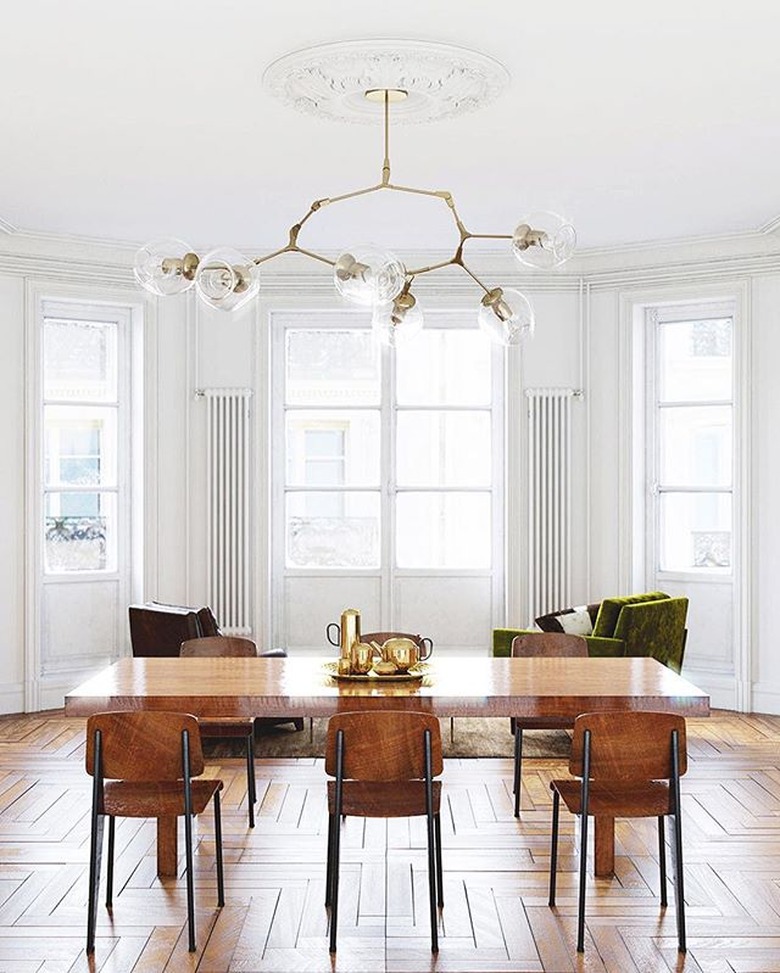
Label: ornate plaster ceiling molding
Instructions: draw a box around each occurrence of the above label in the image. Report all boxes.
[262,39,510,124]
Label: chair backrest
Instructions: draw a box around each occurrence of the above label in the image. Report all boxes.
[85,711,204,780]
[569,712,688,782]
[325,711,443,781]
[180,635,257,658]
[511,632,588,658]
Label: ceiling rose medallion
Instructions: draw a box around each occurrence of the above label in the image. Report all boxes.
[133,40,576,347]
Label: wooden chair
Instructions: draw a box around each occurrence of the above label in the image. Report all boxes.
[510,632,588,817]
[325,711,444,953]
[548,711,688,953]
[180,635,258,827]
[85,711,224,954]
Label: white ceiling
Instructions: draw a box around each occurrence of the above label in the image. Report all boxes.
[2,0,780,255]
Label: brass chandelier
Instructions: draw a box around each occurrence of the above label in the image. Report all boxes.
[133,88,576,347]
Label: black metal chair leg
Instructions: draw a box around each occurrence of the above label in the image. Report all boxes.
[434,812,444,907]
[86,728,104,955]
[576,730,591,954]
[329,732,344,954]
[424,729,438,953]
[325,813,336,907]
[658,816,667,907]
[671,730,686,953]
[214,790,225,907]
[513,727,523,817]
[86,814,104,953]
[182,731,196,952]
[246,734,256,829]
[672,809,686,952]
[548,789,560,907]
[105,816,115,909]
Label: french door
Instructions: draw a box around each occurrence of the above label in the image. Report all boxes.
[270,310,504,655]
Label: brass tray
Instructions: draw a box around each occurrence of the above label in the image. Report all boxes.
[323,661,429,682]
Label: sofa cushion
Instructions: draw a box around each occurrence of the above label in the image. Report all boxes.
[592,591,670,639]
[535,603,599,634]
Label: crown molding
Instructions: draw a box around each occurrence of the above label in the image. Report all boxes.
[0,216,18,235]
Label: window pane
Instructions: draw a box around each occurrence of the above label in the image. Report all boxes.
[44,492,117,572]
[658,318,732,402]
[659,406,732,487]
[396,329,491,406]
[286,492,379,567]
[286,411,379,486]
[44,407,117,487]
[396,492,491,568]
[43,318,118,401]
[397,412,491,487]
[659,492,731,571]
[286,330,379,405]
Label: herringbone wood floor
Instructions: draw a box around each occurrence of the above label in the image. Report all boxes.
[1,710,779,972]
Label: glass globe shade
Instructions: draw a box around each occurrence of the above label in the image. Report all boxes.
[194,248,259,312]
[478,288,534,346]
[333,245,405,307]
[133,238,198,296]
[512,211,576,269]
[372,296,424,347]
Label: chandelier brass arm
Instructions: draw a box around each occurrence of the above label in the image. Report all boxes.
[133,85,576,345]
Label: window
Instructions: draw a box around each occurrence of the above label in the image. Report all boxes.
[42,311,124,574]
[648,305,734,575]
[272,312,504,652]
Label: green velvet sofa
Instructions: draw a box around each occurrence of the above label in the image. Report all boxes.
[493,591,689,673]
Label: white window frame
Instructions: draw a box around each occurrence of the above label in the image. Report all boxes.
[26,289,143,710]
[269,309,505,648]
[621,282,751,711]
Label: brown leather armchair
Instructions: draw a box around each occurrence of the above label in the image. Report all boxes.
[127,602,303,731]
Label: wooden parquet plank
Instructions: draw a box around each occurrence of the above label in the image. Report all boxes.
[2,710,780,970]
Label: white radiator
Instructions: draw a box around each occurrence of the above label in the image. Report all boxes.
[526,388,576,620]
[203,388,252,635]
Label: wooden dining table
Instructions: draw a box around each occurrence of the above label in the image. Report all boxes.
[65,654,709,878]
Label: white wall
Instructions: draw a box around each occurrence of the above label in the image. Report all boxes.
[1,227,780,713]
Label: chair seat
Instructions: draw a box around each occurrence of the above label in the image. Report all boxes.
[328,779,442,818]
[103,778,223,817]
[551,778,672,817]
[198,719,254,738]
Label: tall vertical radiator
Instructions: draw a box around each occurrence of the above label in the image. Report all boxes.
[203,388,252,635]
[526,388,576,621]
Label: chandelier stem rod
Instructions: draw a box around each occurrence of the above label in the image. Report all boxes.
[406,258,457,276]
[319,183,384,206]
[252,246,292,267]
[458,262,493,295]
[466,233,514,241]
[382,90,391,185]
[294,246,336,267]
